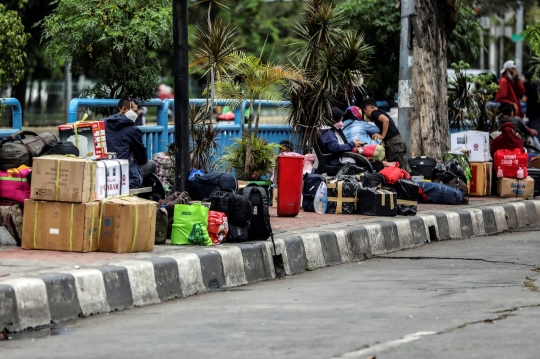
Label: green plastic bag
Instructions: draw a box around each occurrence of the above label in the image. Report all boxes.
[171,203,212,246]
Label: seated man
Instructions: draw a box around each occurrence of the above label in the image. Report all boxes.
[318,107,363,166]
[498,103,540,149]
[105,98,157,188]
[342,106,382,145]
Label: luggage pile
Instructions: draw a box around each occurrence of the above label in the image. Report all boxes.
[494,148,534,198]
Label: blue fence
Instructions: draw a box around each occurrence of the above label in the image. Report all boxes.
[0,98,23,138]
[4,97,403,157]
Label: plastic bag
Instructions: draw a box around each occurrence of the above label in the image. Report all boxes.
[171,203,212,246]
[188,169,205,180]
[313,182,328,214]
[208,210,228,245]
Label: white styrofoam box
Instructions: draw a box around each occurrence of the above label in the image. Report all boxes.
[450,131,490,162]
[95,159,129,199]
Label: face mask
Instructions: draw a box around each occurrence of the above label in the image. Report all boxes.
[125,110,138,122]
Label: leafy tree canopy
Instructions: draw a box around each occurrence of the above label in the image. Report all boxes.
[448,6,483,64]
[40,0,173,103]
[465,0,539,15]
[0,3,30,111]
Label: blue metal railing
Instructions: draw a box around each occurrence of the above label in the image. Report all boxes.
[0,98,23,138]
[67,98,169,157]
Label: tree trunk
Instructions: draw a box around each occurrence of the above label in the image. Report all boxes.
[410,0,460,160]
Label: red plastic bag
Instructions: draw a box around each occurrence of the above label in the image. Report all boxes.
[494,149,528,179]
[208,210,228,245]
[379,162,411,185]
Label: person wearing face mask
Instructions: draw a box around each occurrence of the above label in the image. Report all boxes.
[495,60,525,119]
[317,107,363,166]
[104,97,157,188]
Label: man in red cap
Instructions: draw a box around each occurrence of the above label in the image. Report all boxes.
[495,60,525,119]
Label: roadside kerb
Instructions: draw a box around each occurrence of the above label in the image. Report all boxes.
[1,200,539,333]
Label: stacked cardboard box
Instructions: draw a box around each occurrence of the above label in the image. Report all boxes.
[22,156,156,253]
[450,131,492,197]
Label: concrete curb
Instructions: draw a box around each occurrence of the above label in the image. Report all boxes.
[2,200,540,332]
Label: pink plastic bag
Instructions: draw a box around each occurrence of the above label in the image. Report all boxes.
[0,167,31,204]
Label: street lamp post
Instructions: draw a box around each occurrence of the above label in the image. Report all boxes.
[172,0,190,192]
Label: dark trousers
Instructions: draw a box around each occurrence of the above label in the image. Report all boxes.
[384,135,411,172]
[140,160,157,179]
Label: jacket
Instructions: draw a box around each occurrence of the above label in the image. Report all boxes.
[342,119,381,145]
[495,76,525,118]
[317,128,355,166]
[104,114,148,188]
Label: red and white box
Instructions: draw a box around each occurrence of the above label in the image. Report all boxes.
[450,131,490,162]
[58,121,107,160]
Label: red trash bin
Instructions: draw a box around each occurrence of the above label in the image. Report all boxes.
[277,154,304,217]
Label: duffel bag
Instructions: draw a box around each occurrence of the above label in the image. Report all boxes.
[302,173,326,212]
[379,162,411,185]
[417,182,463,205]
[39,141,80,157]
[0,131,58,170]
[409,156,437,178]
[0,166,32,204]
[494,149,529,179]
[187,172,237,200]
[432,175,470,204]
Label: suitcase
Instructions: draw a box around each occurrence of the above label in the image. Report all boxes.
[528,168,540,198]
[409,156,437,178]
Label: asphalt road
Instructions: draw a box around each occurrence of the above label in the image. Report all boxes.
[1,230,540,359]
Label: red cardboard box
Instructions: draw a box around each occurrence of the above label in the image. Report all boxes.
[58,121,107,160]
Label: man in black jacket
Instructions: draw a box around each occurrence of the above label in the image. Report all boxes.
[104,98,156,188]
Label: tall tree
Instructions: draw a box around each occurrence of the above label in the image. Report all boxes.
[409,0,461,159]
[0,3,30,113]
[40,0,173,114]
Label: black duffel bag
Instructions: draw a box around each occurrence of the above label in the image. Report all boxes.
[39,142,80,157]
[0,131,58,170]
[209,189,252,242]
[187,172,237,200]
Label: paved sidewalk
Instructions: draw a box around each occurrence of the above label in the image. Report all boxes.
[1,196,539,332]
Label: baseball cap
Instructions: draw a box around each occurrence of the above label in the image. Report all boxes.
[501,60,516,74]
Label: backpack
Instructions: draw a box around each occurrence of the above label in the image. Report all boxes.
[39,142,80,157]
[302,173,326,212]
[209,190,253,242]
[431,159,469,204]
[187,172,237,200]
[157,191,192,239]
[238,184,273,241]
[409,156,437,178]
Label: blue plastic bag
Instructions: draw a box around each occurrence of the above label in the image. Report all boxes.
[189,169,204,180]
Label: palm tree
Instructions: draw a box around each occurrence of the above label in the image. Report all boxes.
[286,0,372,152]
[189,17,238,124]
[216,52,306,179]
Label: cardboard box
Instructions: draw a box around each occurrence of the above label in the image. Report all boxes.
[98,196,157,253]
[497,176,534,198]
[22,200,100,252]
[95,160,129,199]
[451,131,490,162]
[58,121,107,160]
[272,187,278,208]
[469,162,492,196]
[529,156,540,169]
[31,156,96,203]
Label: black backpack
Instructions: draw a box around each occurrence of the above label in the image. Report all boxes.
[209,189,253,242]
[238,184,272,240]
[302,173,326,212]
[187,172,237,200]
[39,142,80,157]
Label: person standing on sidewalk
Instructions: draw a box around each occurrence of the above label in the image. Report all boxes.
[495,60,525,119]
[362,98,411,172]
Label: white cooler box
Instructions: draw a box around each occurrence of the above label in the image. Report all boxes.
[450,131,490,162]
[95,159,129,199]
